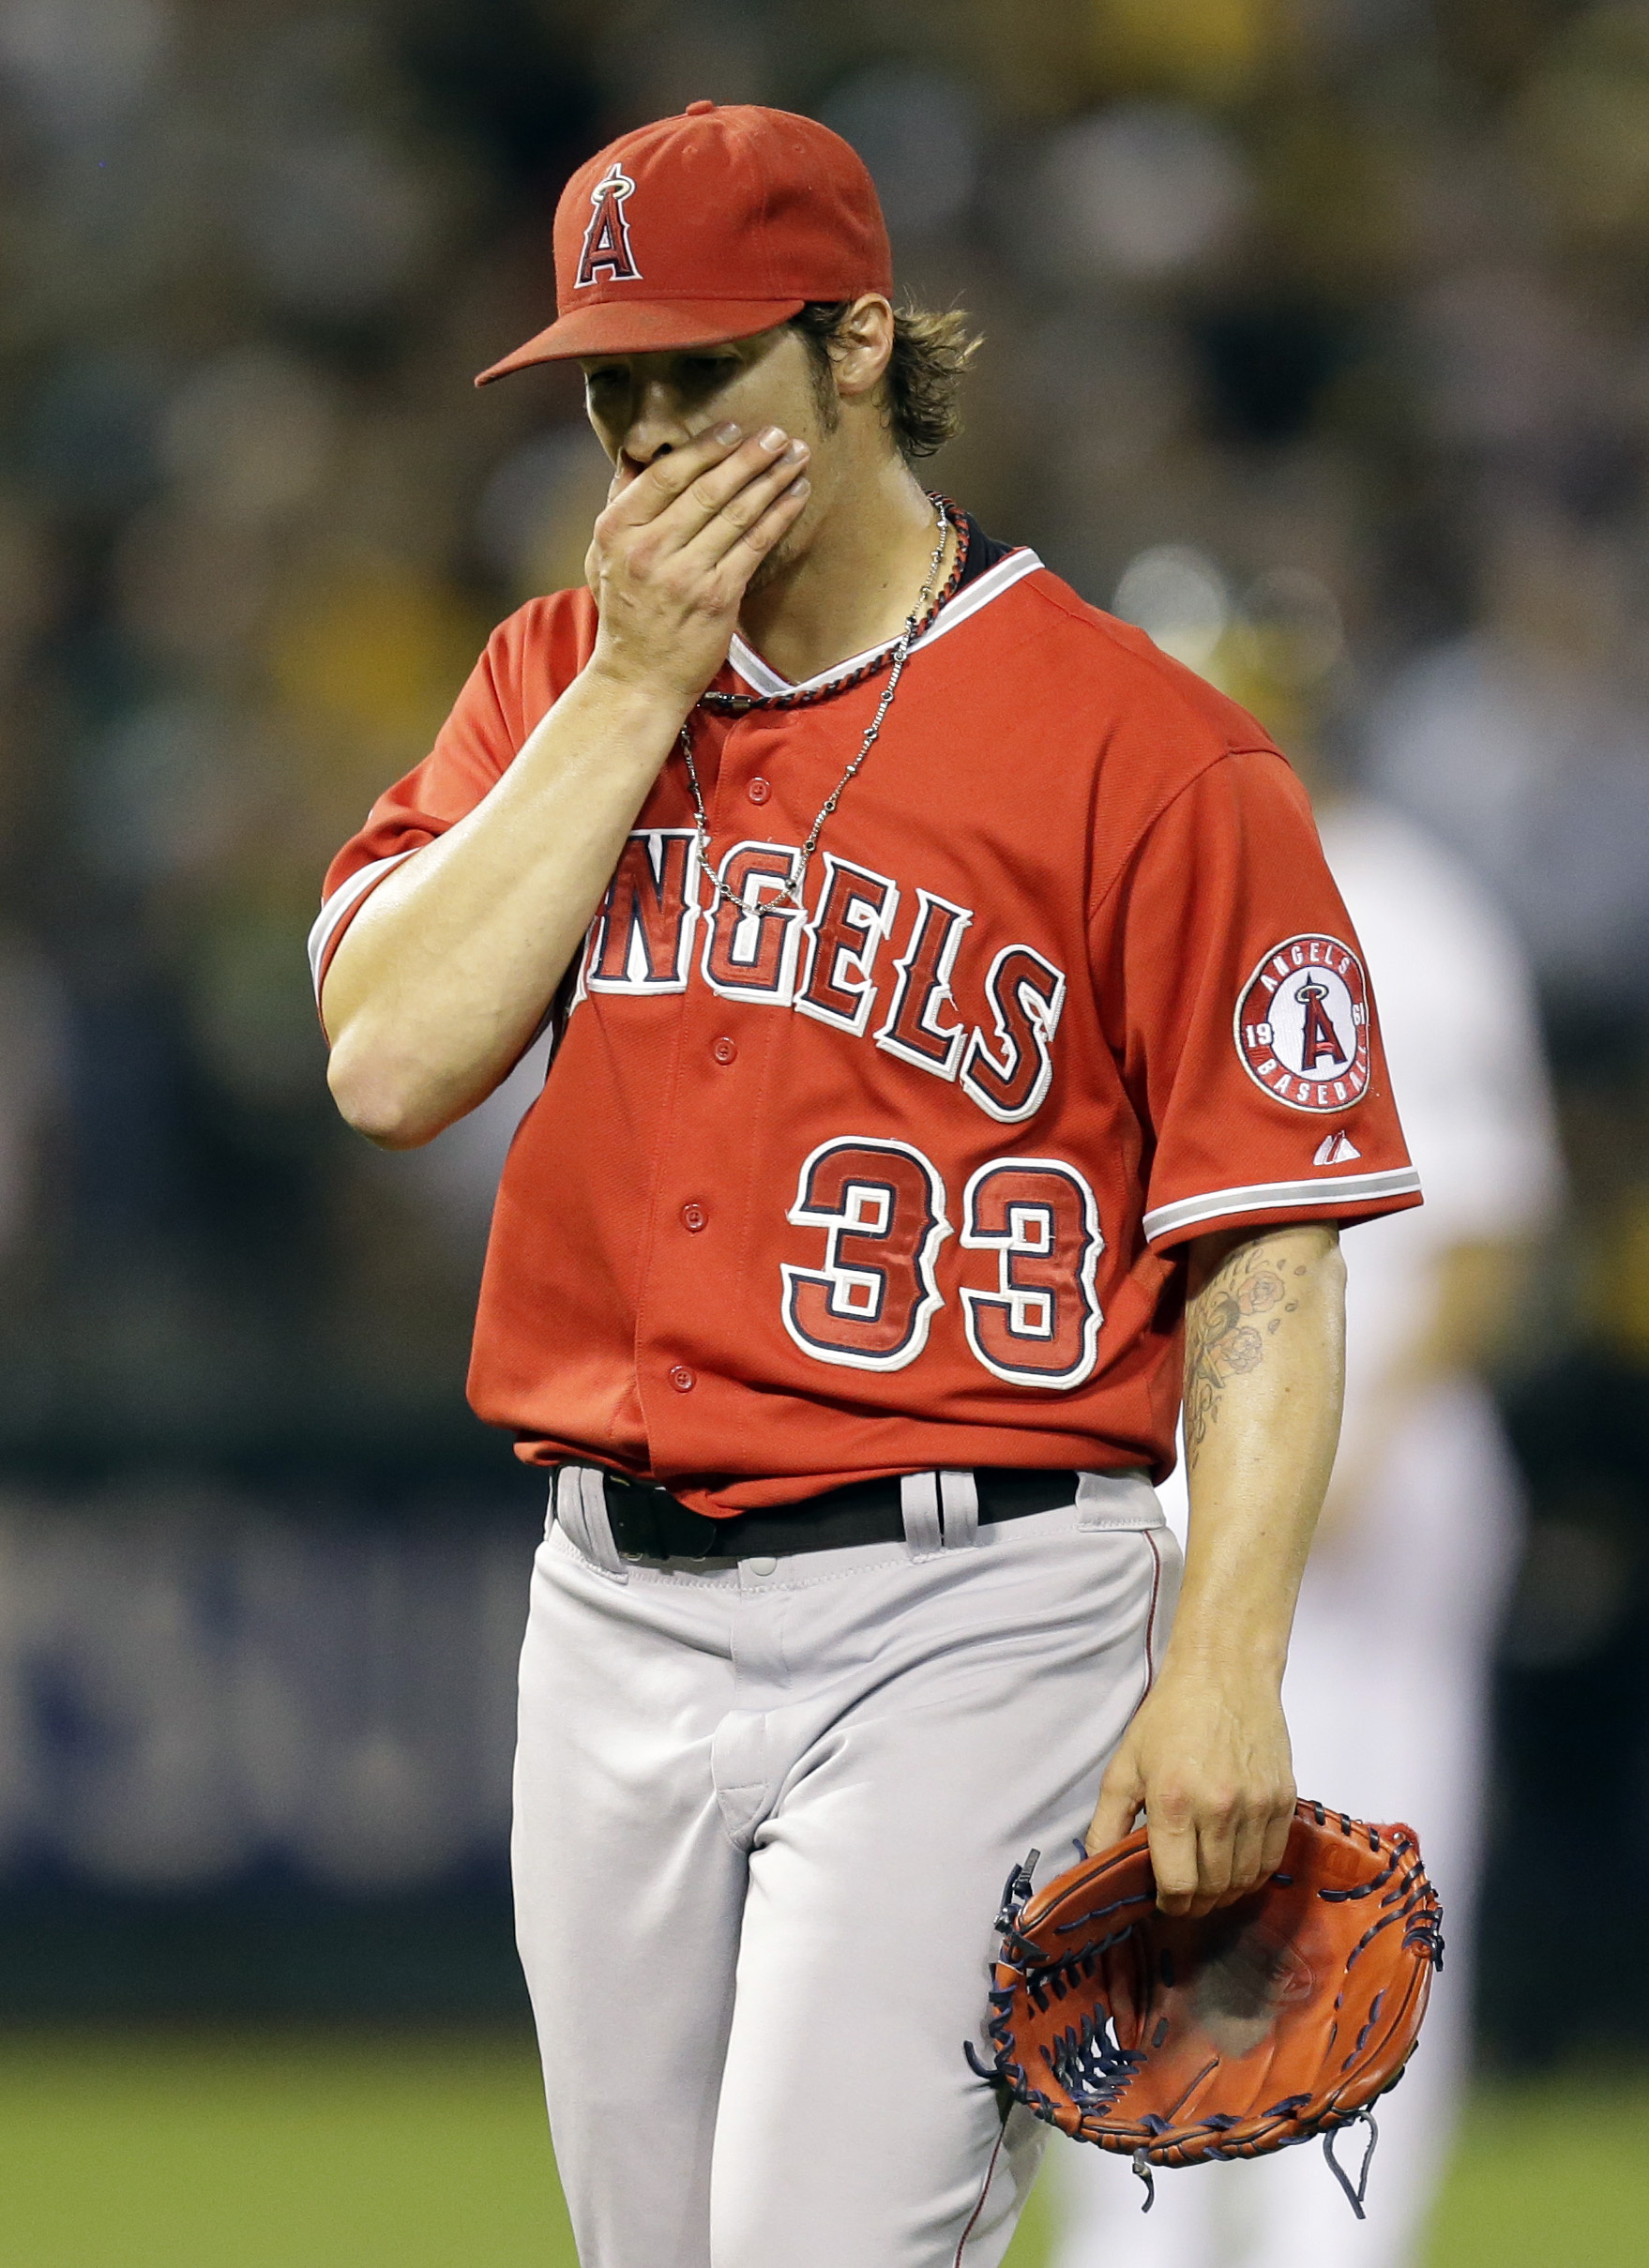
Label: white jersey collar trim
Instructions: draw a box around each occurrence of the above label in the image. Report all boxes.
[726,547,1042,700]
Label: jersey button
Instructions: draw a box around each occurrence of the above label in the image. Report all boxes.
[747,1556,778,1577]
[712,1036,737,1066]
[747,776,771,805]
[681,1202,707,1232]
[669,1365,695,1393]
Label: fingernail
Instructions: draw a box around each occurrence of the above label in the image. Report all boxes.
[760,425,787,449]
[715,422,741,444]
[787,476,809,495]
[782,438,808,461]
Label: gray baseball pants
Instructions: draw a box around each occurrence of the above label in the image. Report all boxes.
[513,1464,1177,2268]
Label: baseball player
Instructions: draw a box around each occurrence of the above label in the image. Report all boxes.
[312,104,1420,2268]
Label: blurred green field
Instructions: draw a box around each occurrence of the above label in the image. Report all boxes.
[0,2028,1644,2266]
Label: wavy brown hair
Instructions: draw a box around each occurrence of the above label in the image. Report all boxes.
[790,300,982,460]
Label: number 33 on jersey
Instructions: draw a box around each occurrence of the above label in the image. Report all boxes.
[782,1140,1102,1389]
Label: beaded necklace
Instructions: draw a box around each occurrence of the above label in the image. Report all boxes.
[678,494,956,919]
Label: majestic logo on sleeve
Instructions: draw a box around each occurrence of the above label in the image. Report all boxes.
[1235,935,1370,1112]
[576,163,643,288]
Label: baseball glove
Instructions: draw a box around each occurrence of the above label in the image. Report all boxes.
[965,1799,1443,2217]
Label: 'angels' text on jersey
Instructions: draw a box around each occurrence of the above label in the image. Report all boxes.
[570,827,1064,1126]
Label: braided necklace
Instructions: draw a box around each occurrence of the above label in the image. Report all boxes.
[678,494,951,919]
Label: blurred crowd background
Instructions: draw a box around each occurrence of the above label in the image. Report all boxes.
[0,0,1645,2074]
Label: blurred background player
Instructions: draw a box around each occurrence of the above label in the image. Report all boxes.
[1051,570,1565,2268]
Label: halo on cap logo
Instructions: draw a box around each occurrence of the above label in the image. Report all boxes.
[577,162,643,288]
[1234,934,1370,1113]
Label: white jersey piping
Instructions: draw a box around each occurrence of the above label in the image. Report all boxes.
[308,849,417,998]
[1142,1165,1422,1245]
[727,548,1043,700]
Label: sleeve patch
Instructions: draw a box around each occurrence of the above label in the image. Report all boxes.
[1233,933,1370,1114]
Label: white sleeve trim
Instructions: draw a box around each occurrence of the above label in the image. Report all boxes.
[1143,1166,1422,1245]
[307,850,418,999]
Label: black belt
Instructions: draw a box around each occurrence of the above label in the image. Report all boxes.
[592,1467,1085,1563]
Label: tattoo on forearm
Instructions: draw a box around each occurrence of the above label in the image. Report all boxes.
[1183,1240,1305,1464]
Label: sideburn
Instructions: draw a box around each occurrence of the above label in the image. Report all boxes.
[790,310,846,436]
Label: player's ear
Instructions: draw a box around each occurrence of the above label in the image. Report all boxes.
[829,295,896,404]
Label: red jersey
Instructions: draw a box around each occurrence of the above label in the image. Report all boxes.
[312,526,1419,1515]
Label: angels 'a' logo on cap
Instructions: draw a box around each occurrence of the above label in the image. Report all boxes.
[577,162,643,289]
[1234,934,1371,1113]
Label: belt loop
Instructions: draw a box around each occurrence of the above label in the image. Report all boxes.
[1077,1469,1157,1529]
[556,1466,628,1580]
[579,1467,628,1578]
[900,1472,943,1558]
[552,1465,585,1554]
[939,1470,979,1550]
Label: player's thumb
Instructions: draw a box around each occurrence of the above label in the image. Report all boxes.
[1085,1758,1145,1858]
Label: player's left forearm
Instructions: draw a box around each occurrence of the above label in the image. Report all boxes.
[1172,1220,1345,1677]
[1086,1221,1344,1913]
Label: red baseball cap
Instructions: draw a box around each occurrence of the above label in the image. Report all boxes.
[475,101,893,384]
